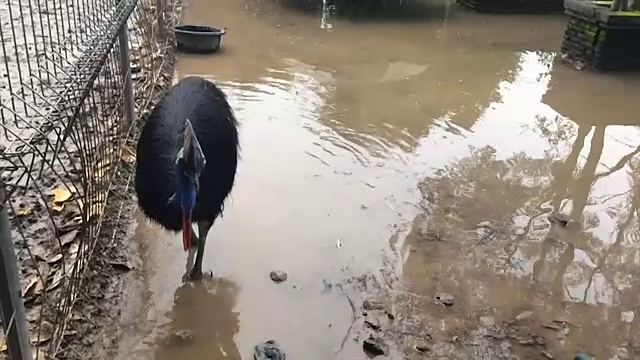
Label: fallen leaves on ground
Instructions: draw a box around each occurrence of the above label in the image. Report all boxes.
[50,188,73,212]
[21,274,45,302]
[121,146,136,164]
[30,321,54,345]
[109,261,132,272]
[17,207,32,216]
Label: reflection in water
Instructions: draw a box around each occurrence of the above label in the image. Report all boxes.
[154,279,241,360]
[401,50,640,358]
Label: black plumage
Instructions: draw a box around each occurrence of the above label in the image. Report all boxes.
[135,76,239,279]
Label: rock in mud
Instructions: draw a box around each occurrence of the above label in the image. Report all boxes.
[574,353,594,360]
[548,212,570,227]
[435,292,455,306]
[479,316,496,327]
[254,340,286,360]
[269,270,288,283]
[385,310,395,320]
[515,310,534,322]
[414,343,430,354]
[166,330,194,346]
[363,297,386,311]
[362,335,389,357]
[614,347,629,360]
[364,318,381,331]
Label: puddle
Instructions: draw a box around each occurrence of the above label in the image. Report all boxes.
[116,0,640,359]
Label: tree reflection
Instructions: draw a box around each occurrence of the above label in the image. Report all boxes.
[406,120,640,357]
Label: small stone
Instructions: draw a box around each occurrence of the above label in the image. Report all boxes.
[269,270,287,283]
[615,347,629,360]
[621,311,635,323]
[363,297,386,311]
[363,335,389,356]
[254,340,286,360]
[167,330,194,345]
[574,353,594,360]
[364,319,381,331]
[435,293,454,306]
[385,311,395,320]
[480,316,495,327]
[414,343,430,353]
[542,350,554,359]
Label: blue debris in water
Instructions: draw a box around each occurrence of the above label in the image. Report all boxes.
[574,353,594,360]
[253,340,286,360]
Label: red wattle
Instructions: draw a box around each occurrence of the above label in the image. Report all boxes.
[182,213,191,252]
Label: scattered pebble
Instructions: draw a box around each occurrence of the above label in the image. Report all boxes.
[574,353,595,360]
[385,310,395,320]
[363,297,386,311]
[254,340,286,360]
[542,350,554,359]
[615,347,629,360]
[362,335,389,356]
[269,270,287,283]
[435,292,454,306]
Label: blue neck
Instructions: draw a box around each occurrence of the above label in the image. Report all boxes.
[177,172,197,213]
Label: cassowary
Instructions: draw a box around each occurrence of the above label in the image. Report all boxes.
[135,76,239,280]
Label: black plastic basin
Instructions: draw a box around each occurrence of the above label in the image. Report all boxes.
[174,25,226,54]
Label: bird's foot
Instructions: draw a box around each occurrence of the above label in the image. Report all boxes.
[187,267,213,281]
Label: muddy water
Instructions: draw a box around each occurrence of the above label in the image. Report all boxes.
[116,0,640,359]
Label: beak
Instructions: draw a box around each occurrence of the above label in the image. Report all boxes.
[182,211,192,252]
[183,118,195,155]
[183,119,206,176]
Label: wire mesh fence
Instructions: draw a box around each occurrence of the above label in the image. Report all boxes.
[0,0,182,356]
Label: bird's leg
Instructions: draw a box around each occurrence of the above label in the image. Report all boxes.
[190,220,213,280]
[182,228,199,282]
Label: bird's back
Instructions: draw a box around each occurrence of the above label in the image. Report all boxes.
[135,76,239,231]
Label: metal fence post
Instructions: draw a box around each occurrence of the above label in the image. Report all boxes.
[118,26,136,128]
[0,182,32,360]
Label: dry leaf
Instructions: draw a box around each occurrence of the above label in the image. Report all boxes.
[58,229,78,247]
[33,349,46,360]
[69,242,79,257]
[47,254,63,264]
[21,274,39,295]
[109,261,132,272]
[63,330,77,338]
[22,274,45,302]
[26,305,42,323]
[51,203,65,212]
[51,188,72,203]
[0,336,6,352]
[17,207,32,216]
[122,147,136,163]
[30,321,54,345]
[46,269,65,292]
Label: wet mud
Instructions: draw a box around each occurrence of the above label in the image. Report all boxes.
[116,0,640,359]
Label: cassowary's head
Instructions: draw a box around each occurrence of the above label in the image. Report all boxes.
[175,118,206,251]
